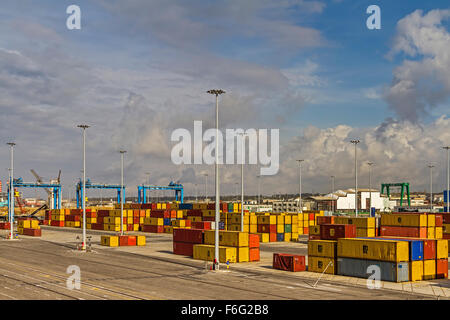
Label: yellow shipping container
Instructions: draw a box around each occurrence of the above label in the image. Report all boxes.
[298,227,304,235]
[442,224,450,234]
[297,213,303,221]
[291,215,298,225]
[133,224,139,231]
[149,217,164,226]
[356,228,375,237]
[292,224,299,233]
[193,244,237,263]
[250,216,257,225]
[285,215,292,224]
[250,225,257,234]
[410,260,424,282]
[276,224,284,233]
[18,227,24,235]
[436,239,448,259]
[303,213,309,221]
[381,214,427,227]
[427,214,435,227]
[257,215,276,225]
[427,227,435,239]
[164,226,173,234]
[137,235,146,246]
[172,220,186,228]
[308,240,338,258]
[86,223,91,229]
[435,227,443,239]
[127,217,133,224]
[236,247,249,262]
[308,256,337,274]
[337,238,409,262]
[303,221,309,228]
[309,220,315,226]
[423,260,436,280]
[335,217,375,228]
[19,220,31,228]
[309,226,320,235]
[101,235,119,247]
[284,233,292,242]
[256,233,269,243]
[109,224,121,232]
[291,232,299,241]
[204,230,249,247]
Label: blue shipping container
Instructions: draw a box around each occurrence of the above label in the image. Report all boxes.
[179,203,193,210]
[337,257,409,282]
[444,190,449,203]
[357,237,423,261]
[163,218,171,226]
[276,233,284,242]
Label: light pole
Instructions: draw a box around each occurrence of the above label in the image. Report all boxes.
[444,147,450,212]
[7,142,15,240]
[331,175,335,213]
[428,164,434,212]
[120,150,126,235]
[77,124,89,251]
[145,172,150,203]
[296,160,304,214]
[207,89,225,271]
[238,132,246,232]
[350,140,360,217]
[257,175,261,208]
[204,173,208,202]
[367,162,374,213]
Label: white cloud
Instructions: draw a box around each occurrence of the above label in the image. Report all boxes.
[385,9,450,122]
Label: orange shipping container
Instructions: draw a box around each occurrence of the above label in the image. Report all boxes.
[269,233,277,242]
[249,234,260,248]
[249,248,260,262]
[436,259,448,279]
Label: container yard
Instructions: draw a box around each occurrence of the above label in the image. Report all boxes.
[2,1,450,310]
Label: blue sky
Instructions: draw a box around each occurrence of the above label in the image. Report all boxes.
[0,0,449,198]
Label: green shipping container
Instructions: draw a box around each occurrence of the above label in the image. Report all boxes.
[284,224,292,233]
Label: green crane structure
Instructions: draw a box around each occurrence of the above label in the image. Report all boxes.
[380,183,411,207]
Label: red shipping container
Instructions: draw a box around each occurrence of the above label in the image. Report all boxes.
[309,235,321,240]
[119,235,129,246]
[317,216,334,225]
[169,210,176,218]
[257,224,270,233]
[127,236,137,246]
[173,228,204,244]
[97,210,110,217]
[249,248,260,261]
[187,209,203,217]
[269,233,277,242]
[435,214,443,227]
[23,228,41,237]
[97,217,104,224]
[0,222,11,229]
[142,225,164,233]
[192,222,212,230]
[127,225,133,231]
[166,203,171,209]
[303,227,309,234]
[173,241,194,256]
[273,253,306,272]
[133,217,140,224]
[185,220,192,227]
[207,203,215,210]
[269,225,277,233]
[443,234,450,239]
[309,213,314,221]
[132,210,139,217]
[150,210,170,218]
[436,259,448,279]
[51,221,64,227]
[380,226,427,238]
[203,217,215,222]
[151,203,157,210]
[249,234,259,248]
[221,203,228,212]
[442,214,450,224]
[86,212,97,218]
[141,203,152,209]
[320,224,356,240]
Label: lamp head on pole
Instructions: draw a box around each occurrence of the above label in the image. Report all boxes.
[6,142,16,147]
[207,89,226,96]
[119,150,127,154]
[77,124,90,130]
[350,139,360,145]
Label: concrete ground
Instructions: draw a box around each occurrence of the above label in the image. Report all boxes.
[0,226,448,300]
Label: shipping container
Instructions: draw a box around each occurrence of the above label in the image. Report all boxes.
[320,224,356,240]
[337,257,409,282]
[423,260,436,280]
[308,240,337,258]
[436,259,448,279]
[193,244,237,263]
[308,256,337,274]
[273,253,306,272]
[380,226,427,238]
[337,238,409,262]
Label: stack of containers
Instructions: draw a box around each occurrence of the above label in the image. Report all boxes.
[143,217,164,233]
[256,214,276,242]
[100,235,146,247]
[65,209,81,228]
[18,218,41,236]
[335,217,376,237]
[308,240,338,274]
[194,230,260,263]
[380,213,443,239]
[50,209,65,227]
[173,228,205,256]
[337,238,410,282]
